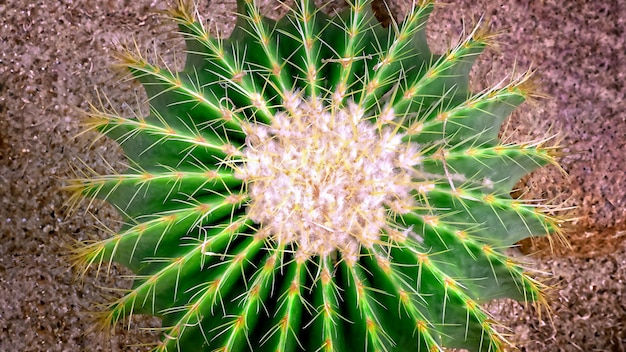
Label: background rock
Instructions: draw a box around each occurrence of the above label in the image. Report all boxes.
[1,0,624,350]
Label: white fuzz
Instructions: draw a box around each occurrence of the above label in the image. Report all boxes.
[236,97,420,261]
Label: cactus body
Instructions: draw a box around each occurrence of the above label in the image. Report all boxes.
[69,1,562,351]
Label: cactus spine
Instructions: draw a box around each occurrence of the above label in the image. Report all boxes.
[68,0,563,351]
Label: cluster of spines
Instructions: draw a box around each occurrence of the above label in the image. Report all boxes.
[65,0,565,351]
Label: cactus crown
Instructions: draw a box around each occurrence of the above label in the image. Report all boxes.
[68,0,563,351]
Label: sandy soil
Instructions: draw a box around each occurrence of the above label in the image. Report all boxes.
[1,0,625,351]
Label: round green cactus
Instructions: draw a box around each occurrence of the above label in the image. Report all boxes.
[68,0,563,351]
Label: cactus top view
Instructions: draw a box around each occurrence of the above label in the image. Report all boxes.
[67,0,564,351]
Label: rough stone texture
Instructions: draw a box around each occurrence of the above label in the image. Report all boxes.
[0,0,624,351]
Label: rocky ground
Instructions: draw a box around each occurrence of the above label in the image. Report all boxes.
[1,0,624,351]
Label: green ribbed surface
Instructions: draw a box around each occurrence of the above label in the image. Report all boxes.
[68,1,562,351]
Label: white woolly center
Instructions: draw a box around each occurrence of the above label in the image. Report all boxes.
[236,96,421,262]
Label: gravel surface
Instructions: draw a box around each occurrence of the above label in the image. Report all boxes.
[1,0,624,351]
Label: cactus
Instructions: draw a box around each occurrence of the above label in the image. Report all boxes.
[67,0,564,351]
